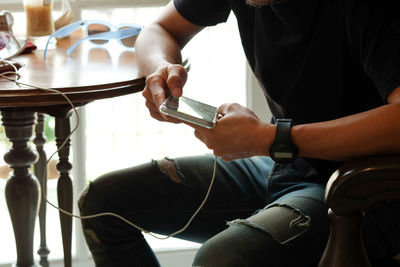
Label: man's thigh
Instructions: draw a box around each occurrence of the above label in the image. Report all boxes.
[193,182,329,267]
[79,154,275,242]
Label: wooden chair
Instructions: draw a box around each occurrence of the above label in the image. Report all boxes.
[318,155,400,267]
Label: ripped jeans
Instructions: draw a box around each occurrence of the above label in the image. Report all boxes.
[78,154,400,267]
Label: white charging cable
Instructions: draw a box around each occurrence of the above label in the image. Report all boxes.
[0,59,217,240]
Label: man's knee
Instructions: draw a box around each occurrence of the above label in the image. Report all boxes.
[78,182,100,217]
[193,224,255,267]
[78,183,90,214]
[76,183,106,246]
[78,179,112,216]
[193,206,314,267]
[237,205,311,244]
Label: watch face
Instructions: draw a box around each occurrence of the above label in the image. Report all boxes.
[270,144,297,163]
[273,151,294,159]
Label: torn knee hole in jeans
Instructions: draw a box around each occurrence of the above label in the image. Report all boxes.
[227,205,311,245]
[156,157,183,183]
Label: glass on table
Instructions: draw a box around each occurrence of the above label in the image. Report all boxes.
[23,0,55,48]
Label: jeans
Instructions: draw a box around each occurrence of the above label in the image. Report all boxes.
[78,154,400,267]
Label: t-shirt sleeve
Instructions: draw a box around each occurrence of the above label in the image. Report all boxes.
[173,0,231,27]
[345,1,400,102]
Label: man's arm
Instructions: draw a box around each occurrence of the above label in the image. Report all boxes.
[135,1,204,121]
[291,86,400,161]
[135,1,203,77]
[136,1,400,162]
[189,87,400,162]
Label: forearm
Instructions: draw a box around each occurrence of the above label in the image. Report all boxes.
[292,103,400,161]
[135,23,183,77]
[189,101,400,162]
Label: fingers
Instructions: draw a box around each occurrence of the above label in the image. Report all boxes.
[218,103,229,115]
[142,64,187,121]
[192,103,262,161]
[193,128,219,152]
[143,75,166,108]
[218,102,259,121]
[218,102,242,116]
[144,96,182,123]
[144,97,167,122]
[195,129,252,161]
[194,129,206,142]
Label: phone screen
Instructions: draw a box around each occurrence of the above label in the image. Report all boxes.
[160,96,218,128]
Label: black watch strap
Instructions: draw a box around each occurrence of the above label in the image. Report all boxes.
[269,118,298,163]
[274,119,292,146]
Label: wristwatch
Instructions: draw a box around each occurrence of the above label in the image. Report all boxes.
[269,118,298,164]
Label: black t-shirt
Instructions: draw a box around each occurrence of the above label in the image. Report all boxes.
[174,0,400,178]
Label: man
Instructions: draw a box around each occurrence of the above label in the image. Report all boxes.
[78,0,400,266]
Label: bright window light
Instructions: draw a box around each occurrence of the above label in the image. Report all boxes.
[0,3,246,265]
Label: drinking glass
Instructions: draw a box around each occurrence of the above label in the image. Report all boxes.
[23,0,55,48]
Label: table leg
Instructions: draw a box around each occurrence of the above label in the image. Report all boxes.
[1,110,39,267]
[55,117,73,267]
[33,113,50,267]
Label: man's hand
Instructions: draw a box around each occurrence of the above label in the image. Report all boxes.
[187,103,274,161]
[142,64,188,122]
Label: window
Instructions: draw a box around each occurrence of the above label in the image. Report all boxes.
[0,0,248,266]
[81,3,246,257]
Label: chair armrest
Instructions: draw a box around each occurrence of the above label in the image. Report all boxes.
[325,155,400,213]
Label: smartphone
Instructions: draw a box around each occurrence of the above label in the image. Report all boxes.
[159,96,218,129]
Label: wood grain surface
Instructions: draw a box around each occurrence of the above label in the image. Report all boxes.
[0,30,145,107]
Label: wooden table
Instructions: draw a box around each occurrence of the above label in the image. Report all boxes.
[0,32,145,267]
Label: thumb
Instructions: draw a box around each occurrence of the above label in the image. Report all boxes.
[166,65,187,97]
